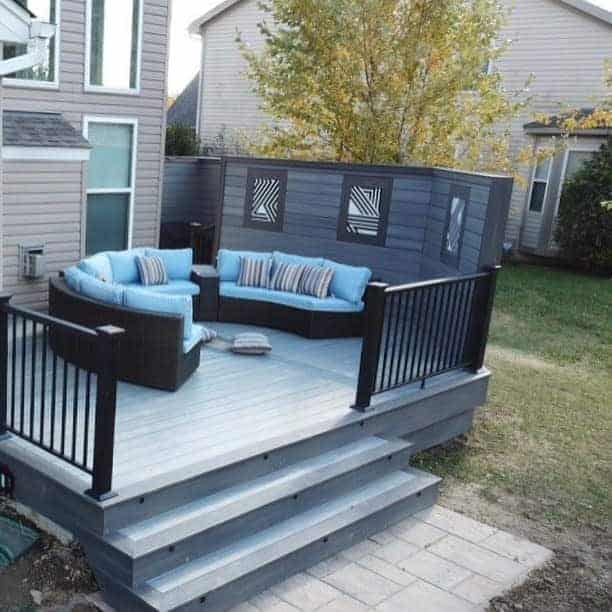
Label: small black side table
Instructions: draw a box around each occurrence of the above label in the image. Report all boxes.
[191,265,219,322]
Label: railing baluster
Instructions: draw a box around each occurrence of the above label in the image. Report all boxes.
[415,288,433,379]
[386,293,402,390]
[408,288,425,381]
[61,358,68,456]
[30,320,37,440]
[50,347,57,451]
[20,316,26,435]
[71,366,80,463]
[378,294,395,393]
[84,371,92,469]
[10,311,17,429]
[39,325,48,444]
[0,295,10,436]
[394,292,410,387]
[441,283,460,370]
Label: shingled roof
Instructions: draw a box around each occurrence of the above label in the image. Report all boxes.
[2,111,91,149]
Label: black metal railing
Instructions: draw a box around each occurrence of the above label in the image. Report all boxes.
[354,266,500,410]
[0,294,124,500]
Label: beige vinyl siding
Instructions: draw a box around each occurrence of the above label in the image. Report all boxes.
[497,0,612,246]
[2,160,85,309]
[198,0,270,151]
[1,0,170,307]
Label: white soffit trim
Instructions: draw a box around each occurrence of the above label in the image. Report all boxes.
[2,146,90,161]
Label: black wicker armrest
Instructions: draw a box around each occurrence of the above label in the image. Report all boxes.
[191,266,220,322]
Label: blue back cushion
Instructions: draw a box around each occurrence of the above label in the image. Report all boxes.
[78,253,113,283]
[324,259,372,304]
[146,248,193,281]
[107,251,140,284]
[217,249,272,282]
[79,275,124,305]
[272,251,324,270]
[124,288,193,339]
[64,266,91,292]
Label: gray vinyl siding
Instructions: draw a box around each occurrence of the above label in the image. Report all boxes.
[1,0,170,308]
[196,0,611,256]
[2,160,86,309]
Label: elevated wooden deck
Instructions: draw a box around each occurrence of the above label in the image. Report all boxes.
[0,323,489,611]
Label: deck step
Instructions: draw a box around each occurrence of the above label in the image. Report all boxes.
[138,468,439,612]
[104,436,413,586]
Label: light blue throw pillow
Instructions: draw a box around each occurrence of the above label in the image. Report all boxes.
[78,253,113,283]
[146,248,193,281]
[64,266,91,292]
[124,288,193,339]
[217,249,272,282]
[107,251,141,284]
[79,275,124,306]
[323,259,372,305]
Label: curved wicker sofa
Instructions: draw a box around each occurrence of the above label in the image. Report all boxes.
[49,277,202,391]
[214,250,371,339]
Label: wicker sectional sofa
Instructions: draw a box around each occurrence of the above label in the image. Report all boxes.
[214,250,371,339]
[49,248,208,391]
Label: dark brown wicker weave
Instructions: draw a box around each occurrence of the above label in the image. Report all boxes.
[218,295,364,339]
[49,277,202,391]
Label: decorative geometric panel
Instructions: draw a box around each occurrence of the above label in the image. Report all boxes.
[444,196,466,256]
[250,177,281,225]
[346,185,383,238]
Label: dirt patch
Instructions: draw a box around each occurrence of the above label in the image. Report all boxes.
[436,478,612,612]
[0,500,98,612]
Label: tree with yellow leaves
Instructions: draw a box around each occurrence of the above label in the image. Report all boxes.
[240,0,533,173]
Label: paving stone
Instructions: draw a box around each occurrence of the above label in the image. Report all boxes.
[398,549,473,590]
[479,530,552,567]
[228,602,260,612]
[415,506,497,543]
[323,562,403,606]
[428,535,526,584]
[270,573,340,611]
[306,555,352,579]
[315,594,371,612]
[356,554,418,587]
[369,534,420,565]
[376,579,476,612]
[340,537,383,561]
[390,516,447,548]
[249,589,301,611]
[452,574,506,605]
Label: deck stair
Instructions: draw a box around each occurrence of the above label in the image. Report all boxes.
[83,435,440,611]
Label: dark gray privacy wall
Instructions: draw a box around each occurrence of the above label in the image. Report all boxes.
[216,158,512,283]
[162,157,221,225]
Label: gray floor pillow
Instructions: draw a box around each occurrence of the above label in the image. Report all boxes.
[231,332,272,355]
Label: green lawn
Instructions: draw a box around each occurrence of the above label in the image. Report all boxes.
[414,263,611,529]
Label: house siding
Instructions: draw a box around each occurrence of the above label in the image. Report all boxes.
[1,0,171,307]
[195,0,611,255]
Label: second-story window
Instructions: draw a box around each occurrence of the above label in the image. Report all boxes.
[2,0,59,86]
[87,0,141,93]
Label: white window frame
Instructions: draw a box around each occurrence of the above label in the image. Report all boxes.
[2,0,61,90]
[553,145,600,217]
[83,115,138,250]
[84,0,143,96]
[526,155,553,215]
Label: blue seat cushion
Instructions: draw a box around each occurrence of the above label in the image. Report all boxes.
[272,251,324,270]
[220,282,363,313]
[183,323,205,354]
[146,248,193,281]
[64,266,92,292]
[217,249,272,282]
[124,280,200,297]
[323,259,372,304]
[79,275,124,306]
[123,287,193,339]
[78,253,113,283]
[107,251,141,284]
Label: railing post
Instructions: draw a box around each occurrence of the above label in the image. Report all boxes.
[0,294,12,438]
[466,266,501,371]
[86,325,124,501]
[354,282,389,411]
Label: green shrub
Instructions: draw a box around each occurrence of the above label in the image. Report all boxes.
[555,139,612,273]
[165,123,200,156]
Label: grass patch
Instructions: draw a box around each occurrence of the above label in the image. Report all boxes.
[414,263,612,529]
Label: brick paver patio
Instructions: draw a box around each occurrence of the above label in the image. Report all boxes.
[229,505,552,612]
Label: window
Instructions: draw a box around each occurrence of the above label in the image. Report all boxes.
[553,147,598,217]
[441,186,469,266]
[527,157,551,213]
[243,168,287,232]
[2,0,59,87]
[338,176,392,246]
[86,0,141,92]
[84,118,137,254]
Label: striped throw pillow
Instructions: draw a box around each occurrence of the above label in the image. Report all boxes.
[270,263,306,293]
[135,255,168,286]
[299,265,334,299]
[237,257,272,288]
